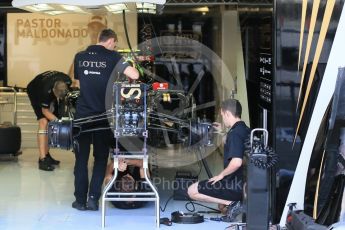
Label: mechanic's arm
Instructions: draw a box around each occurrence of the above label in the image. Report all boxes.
[123,66,139,80]
[209,158,242,184]
[104,162,114,184]
[41,108,58,121]
[220,158,242,177]
[104,158,128,184]
[125,159,143,168]
[72,55,80,88]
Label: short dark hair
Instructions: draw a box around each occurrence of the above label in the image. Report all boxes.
[98,29,117,42]
[221,98,242,118]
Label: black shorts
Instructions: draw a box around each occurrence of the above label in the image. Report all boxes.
[32,104,46,120]
[27,94,58,120]
[198,177,242,201]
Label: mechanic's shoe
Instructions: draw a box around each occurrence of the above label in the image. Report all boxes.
[47,152,60,165]
[221,201,243,222]
[72,201,87,211]
[38,157,54,171]
[87,196,99,211]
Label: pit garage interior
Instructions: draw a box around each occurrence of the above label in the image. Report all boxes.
[0,0,344,229]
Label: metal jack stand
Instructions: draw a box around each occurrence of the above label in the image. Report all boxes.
[101,153,160,228]
[101,83,160,228]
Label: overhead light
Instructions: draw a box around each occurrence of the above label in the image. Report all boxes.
[61,4,86,13]
[147,9,156,14]
[12,0,166,14]
[137,8,156,14]
[45,10,66,15]
[194,6,209,13]
[136,3,156,10]
[105,4,127,12]
[25,3,53,11]
[136,3,156,14]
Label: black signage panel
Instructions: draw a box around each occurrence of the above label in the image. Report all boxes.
[258,52,272,110]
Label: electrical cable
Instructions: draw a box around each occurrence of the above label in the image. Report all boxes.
[185,199,221,213]
[196,159,203,177]
[123,9,153,84]
[160,195,174,212]
[123,10,139,65]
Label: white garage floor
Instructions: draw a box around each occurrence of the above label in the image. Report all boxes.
[0,148,232,230]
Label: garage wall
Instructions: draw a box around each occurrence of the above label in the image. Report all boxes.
[221,10,250,125]
[6,12,137,88]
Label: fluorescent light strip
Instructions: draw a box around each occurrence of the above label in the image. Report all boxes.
[26,3,53,11]
[105,4,127,12]
[137,8,156,14]
[61,4,85,13]
[136,3,156,10]
[194,6,209,12]
[45,10,66,15]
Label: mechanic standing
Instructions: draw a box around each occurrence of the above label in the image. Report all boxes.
[72,29,139,211]
[27,71,71,171]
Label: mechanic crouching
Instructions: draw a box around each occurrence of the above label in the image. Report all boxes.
[71,29,139,211]
[27,71,72,171]
[188,99,250,221]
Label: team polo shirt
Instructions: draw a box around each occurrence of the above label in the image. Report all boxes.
[74,45,129,118]
[27,71,71,108]
[223,121,250,184]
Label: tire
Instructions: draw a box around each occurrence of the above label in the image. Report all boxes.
[0,125,21,154]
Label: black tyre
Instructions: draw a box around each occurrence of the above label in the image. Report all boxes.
[0,125,21,154]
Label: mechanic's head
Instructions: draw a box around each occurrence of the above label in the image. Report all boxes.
[53,81,68,100]
[118,174,136,192]
[98,29,118,50]
[220,98,242,127]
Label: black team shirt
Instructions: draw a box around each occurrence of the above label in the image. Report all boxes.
[223,121,250,189]
[27,71,71,108]
[74,45,129,118]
